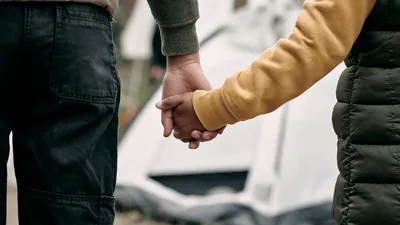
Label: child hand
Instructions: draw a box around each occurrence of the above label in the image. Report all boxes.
[156,92,220,149]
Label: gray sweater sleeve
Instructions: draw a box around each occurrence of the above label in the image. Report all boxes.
[147,0,200,56]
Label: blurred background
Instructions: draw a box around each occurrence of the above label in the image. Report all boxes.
[7,0,343,224]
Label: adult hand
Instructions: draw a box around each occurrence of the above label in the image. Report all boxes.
[161,52,220,143]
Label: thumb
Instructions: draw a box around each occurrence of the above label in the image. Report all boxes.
[156,95,184,110]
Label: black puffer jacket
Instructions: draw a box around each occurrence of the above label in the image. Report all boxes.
[332,1,400,224]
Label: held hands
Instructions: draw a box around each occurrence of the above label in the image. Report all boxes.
[159,52,223,148]
[156,92,225,149]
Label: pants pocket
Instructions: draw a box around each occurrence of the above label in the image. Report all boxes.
[51,5,118,103]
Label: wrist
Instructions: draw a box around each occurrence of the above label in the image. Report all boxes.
[193,89,237,131]
[167,51,201,69]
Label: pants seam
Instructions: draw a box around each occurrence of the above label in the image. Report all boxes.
[20,187,115,205]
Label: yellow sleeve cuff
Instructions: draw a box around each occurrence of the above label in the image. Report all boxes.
[192,89,239,131]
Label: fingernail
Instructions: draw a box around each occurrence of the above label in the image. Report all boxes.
[156,101,161,107]
[204,135,210,140]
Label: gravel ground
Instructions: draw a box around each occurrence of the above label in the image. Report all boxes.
[6,186,170,225]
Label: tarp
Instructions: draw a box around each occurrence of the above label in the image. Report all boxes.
[115,0,341,224]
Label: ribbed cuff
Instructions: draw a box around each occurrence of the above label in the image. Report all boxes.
[159,23,200,56]
[192,89,239,131]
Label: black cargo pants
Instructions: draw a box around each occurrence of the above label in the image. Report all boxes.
[0,3,120,224]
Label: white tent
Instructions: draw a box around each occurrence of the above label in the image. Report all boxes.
[115,0,341,224]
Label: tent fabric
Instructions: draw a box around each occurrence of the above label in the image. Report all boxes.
[115,0,341,224]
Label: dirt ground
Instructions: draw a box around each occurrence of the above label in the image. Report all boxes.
[6,186,169,225]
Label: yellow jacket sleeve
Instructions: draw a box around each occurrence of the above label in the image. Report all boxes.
[193,0,376,131]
